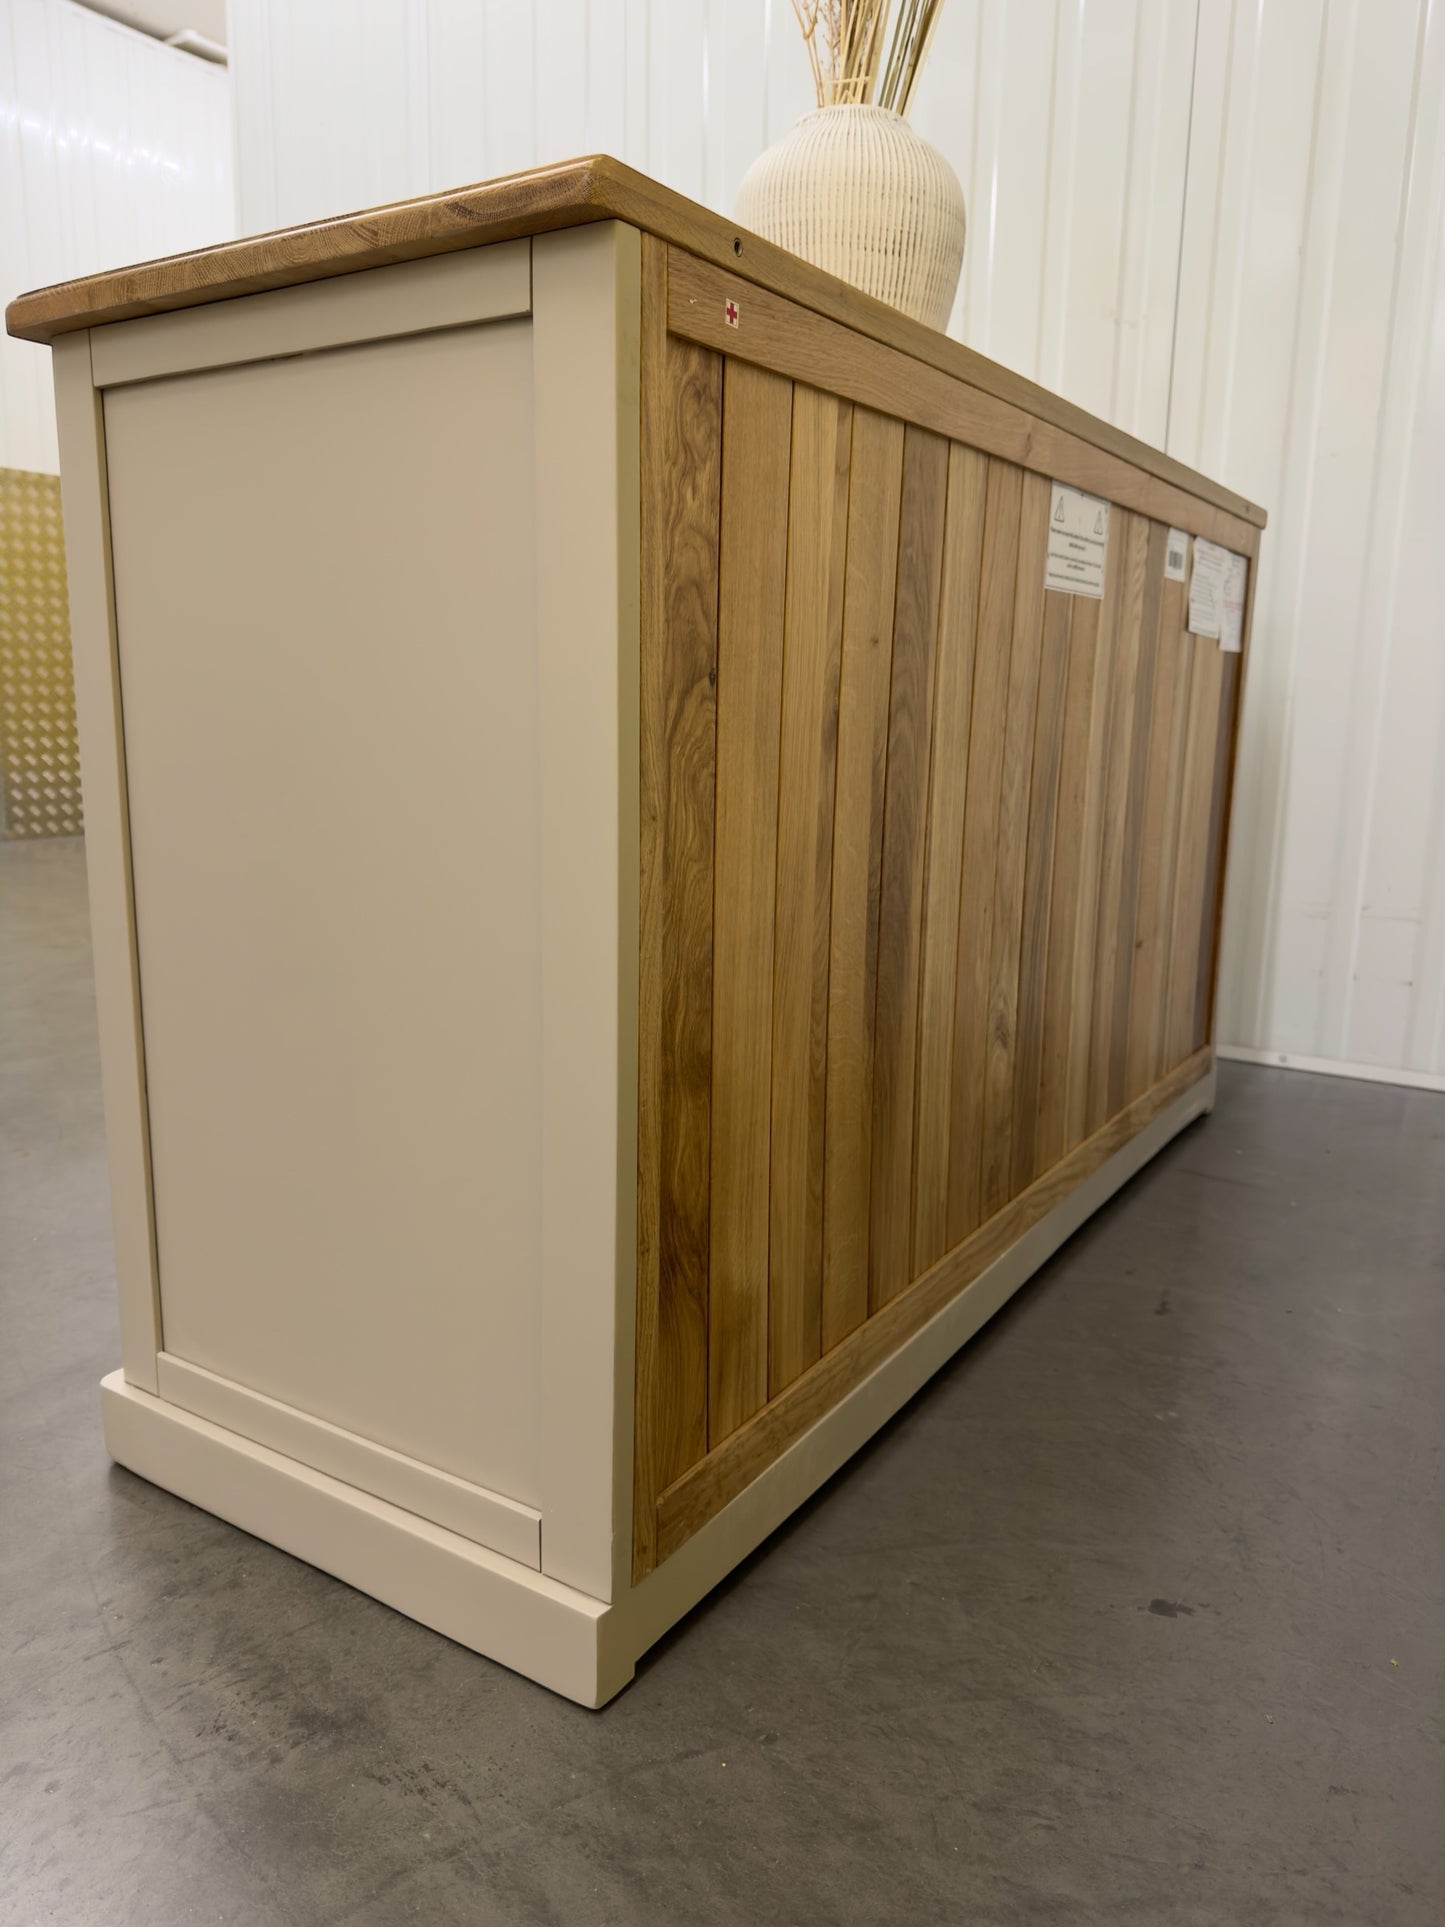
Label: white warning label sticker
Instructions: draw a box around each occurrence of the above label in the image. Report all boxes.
[1045,483,1109,598]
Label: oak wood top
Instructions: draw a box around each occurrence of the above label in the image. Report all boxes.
[6,153,1265,528]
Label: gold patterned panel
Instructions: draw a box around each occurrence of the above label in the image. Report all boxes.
[0,466,83,838]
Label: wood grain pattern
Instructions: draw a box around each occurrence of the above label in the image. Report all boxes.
[978,471,1050,1223]
[1194,651,1244,1051]
[653,335,723,1487]
[946,460,1023,1245]
[1165,637,1227,1069]
[1196,555,1255,1049]
[822,409,905,1352]
[1124,575,1191,1101]
[654,1047,1214,1562]
[632,263,1253,1576]
[869,425,950,1311]
[633,237,669,1581]
[1085,511,1150,1137]
[667,249,1262,558]
[1034,595,1102,1174]
[1106,521,1167,1118]
[1064,545,1126,1153]
[910,443,988,1276]
[708,360,792,1444]
[1009,589,1072,1194]
[769,386,853,1395]
[7,152,1266,536]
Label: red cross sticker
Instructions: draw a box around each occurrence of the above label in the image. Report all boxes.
[725,298,739,328]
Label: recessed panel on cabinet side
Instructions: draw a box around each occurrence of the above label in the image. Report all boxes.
[104,318,545,1510]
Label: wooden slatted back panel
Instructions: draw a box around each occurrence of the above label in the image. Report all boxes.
[633,240,1254,1579]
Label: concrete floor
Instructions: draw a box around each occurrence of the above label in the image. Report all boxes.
[2,834,1442,1927]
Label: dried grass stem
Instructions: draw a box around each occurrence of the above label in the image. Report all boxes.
[790,0,946,114]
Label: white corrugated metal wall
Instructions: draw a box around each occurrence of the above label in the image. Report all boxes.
[1181,0,1445,1087]
[0,0,234,475]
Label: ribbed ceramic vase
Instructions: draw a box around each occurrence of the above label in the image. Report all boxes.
[735,103,965,330]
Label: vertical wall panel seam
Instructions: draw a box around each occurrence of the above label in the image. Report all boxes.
[1033,0,1064,391]
[1183,0,1236,459]
[1225,0,1342,1046]
[1248,0,1356,1051]
[1214,0,1265,478]
[1329,0,1435,1060]
[1107,0,1148,429]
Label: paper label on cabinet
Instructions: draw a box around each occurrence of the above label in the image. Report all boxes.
[1189,538,1227,639]
[1165,529,1190,582]
[1221,551,1248,652]
[1045,483,1109,597]
[1190,538,1248,649]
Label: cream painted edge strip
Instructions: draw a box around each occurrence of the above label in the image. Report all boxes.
[154,1353,543,1571]
[606,1066,1216,1675]
[52,331,164,1393]
[89,240,533,390]
[101,1373,626,1707]
[530,222,642,1607]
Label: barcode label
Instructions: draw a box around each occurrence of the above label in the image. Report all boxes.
[1165,529,1189,583]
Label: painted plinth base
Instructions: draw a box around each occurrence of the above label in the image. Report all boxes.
[102,1068,1214,1708]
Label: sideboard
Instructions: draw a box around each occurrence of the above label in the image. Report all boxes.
[7,156,1264,1705]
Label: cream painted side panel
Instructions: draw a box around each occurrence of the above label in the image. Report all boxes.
[102,313,545,1505]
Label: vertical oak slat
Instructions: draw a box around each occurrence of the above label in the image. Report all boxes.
[1107,520,1167,1117]
[910,442,988,1275]
[654,335,723,1487]
[1151,581,1196,1083]
[1035,593,1102,1174]
[1009,588,1071,1194]
[978,470,1050,1223]
[1156,601,1202,1079]
[769,386,853,1395]
[708,361,793,1444]
[946,459,1022,1245]
[1197,555,1256,1047]
[1193,651,1243,1050]
[1086,510,1149,1136]
[822,408,905,1352]
[1064,536,1126,1152]
[869,424,950,1310]
[1124,571,1189,1101]
[635,233,722,1583]
[1164,636,1226,1068]
[634,240,668,1576]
